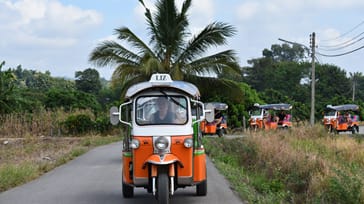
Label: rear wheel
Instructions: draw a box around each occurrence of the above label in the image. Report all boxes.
[196,180,207,196]
[157,171,170,204]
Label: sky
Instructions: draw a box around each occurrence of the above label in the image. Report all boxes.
[1,0,363,80]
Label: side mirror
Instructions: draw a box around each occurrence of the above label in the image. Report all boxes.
[205,103,215,123]
[109,101,132,127]
[109,106,120,125]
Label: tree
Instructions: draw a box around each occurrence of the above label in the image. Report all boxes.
[349,72,363,102]
[0,61,19,113]
[75,68,101,94]
[89,0,242,101]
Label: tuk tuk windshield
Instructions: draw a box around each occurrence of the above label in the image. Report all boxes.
[250,109,262,116]
[324,110,336,117]
[136,95,188,125]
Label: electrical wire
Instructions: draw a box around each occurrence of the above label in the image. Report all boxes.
[320,20,364,42]
[316,44,364,57]
[318,35,364,51]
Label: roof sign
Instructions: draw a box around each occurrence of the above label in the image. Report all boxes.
[149,73,173,85]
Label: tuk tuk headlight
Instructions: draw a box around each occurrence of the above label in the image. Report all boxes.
[184,138,193,148]
[154,136,170,153]
[130,139,140,149]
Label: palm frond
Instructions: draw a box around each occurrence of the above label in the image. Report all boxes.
[187,50,240,76]
[114,27,156,58]
[89,41,141,67]
[184,75,244,103]
[177,22,237,63]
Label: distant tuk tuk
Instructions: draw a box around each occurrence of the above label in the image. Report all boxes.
[323,104,360,134]
[249,103,293,131]
[200,102,228,137]
[110,73,207,204]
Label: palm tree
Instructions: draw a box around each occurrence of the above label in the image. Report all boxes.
[89,0,242,101]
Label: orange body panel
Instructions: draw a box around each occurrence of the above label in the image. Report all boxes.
[133,137,153,179]
[131,135,193,181]
[264,121,278,130]
[193,150,206,182]
[200,120,227,134]
[170,136,193,177]
[122,151,133,184]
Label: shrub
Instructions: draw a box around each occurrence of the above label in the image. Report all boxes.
[62,114,95,135]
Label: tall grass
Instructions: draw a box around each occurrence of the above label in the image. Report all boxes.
[0,108,95,138]
[204,126,364,203]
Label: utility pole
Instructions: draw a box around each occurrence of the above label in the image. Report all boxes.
[310,32,316,126]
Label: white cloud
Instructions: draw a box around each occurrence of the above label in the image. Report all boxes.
[236,2,260,21]
[0,0,102,48]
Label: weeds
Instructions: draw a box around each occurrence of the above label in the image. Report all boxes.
[204,126,364,203]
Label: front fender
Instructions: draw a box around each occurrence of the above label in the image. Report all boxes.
[142,154,183,169]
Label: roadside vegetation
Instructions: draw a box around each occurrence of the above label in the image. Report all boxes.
[204,127,364,204]
[0,133,121,192]
[1,0,364,200]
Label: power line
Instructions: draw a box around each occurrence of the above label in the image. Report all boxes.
[316,44,364,57]
[319,31,364,49]
[318,35,364,51]
[321,20,364,42]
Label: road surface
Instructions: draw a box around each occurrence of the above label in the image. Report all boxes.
[0,142,244,204]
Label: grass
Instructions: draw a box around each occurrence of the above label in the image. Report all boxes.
[204,125,364,204]
[0,135,121,192]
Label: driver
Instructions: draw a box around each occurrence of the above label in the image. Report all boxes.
[152,97,174,123]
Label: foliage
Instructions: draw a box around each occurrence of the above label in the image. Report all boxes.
[204,127,364,203]
[62,114,95,135]
[242,44,364,122]
[0,61,19,114]
[75,68,102,94]
[89,0,243,101]
[45,88,101,112]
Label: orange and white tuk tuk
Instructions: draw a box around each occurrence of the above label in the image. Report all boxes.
[249,103,293,131]
[200,102,228,137]
[323,104,360,134]
[110,73,207,204]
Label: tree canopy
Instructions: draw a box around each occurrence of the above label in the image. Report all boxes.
[89,0,243,101]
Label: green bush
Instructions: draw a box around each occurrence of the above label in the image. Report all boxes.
[62,114,95,135]
[321,168,363,204]
[94,115,112,134]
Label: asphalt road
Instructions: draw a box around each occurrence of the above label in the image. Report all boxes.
[0,142,244,204]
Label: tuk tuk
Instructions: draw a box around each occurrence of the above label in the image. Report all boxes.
[110,73,207,204]
[323,104,360,134]
[249,103,292,131]
[200,102,228,137]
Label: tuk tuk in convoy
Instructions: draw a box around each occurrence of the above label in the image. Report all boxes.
[323,104,360,134]
[249,103,293,131]
[200,102,228,137]
[110,74,207,204]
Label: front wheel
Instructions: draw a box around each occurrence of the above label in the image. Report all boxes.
[157,172,170,204]
[196,180,207,196]
[122,176,134,198]
[216,129,223,137]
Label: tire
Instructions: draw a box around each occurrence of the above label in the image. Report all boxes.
[157,171,170,204]
[217,129,223,137]
[352,127,356,134]
[196,180,207,196]
[122,179,134,198]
